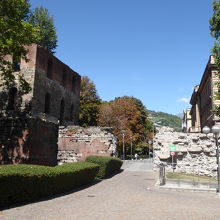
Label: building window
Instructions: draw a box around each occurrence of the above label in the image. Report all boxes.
[7,87,17,110]
[59,99,65,124]
[44,93,51,114]
[70,104,74,121]
[13,54,21,71]
[47,58,53,79]
[62,69,67,87]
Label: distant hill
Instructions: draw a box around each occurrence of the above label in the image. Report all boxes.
[176,113,183,119]
[148,110,182,132]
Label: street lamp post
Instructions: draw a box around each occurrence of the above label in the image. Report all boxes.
[202,125,220,193]
[148,140,152,158]
[130,135,133,160]
[122,130,125,160]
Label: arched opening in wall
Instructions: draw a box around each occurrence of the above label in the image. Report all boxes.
[62,69,67,87]
[59,99,65,124]
[47,58,53,79]
[72,75,76,92]
[7,87,17,110]
[13,53,21,71]
[44,93,51,114]
[70,104,74,121]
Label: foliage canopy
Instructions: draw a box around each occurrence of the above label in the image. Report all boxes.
[79,76,101,126]
[98,96,153,156]
[210,0,220,115]
[29,7,57,53]
[0,0,38,92]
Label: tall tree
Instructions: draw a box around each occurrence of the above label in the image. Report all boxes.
[98,96,153,156]
[29,7,57,53]
[79,76,101,127]
[0,0,38,92]
[210,0,220,115]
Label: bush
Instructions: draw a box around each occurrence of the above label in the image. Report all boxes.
[0,162,99,207]
[85,156,123,179]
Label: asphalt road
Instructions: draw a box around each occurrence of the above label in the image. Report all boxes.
[1,160,220,220]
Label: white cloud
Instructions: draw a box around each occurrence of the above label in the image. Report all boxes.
[177,98,189,103]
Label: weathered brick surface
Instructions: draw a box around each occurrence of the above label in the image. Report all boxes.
[27,118,58,166]
[0,44,81,165]
[58,126,117,164]
[0,117,58,166]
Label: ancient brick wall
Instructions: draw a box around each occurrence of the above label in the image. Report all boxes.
[31,45,81,125]
[0,44,81,166]
[0,44,81,124]
[58,126,117,164]
[0,117,58,166]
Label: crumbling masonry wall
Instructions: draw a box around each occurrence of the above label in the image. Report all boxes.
[0,44,80,165]
[154,127,218,177]
[0,117,58,166]
[58,126,117,164]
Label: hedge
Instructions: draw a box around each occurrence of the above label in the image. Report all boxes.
[0,162,99,207]
[85,156,123,179]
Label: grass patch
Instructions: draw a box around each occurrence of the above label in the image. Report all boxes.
[166,172,217,182]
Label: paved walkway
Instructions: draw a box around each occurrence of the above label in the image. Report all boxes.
[122,158,153,171]
[1,160,220,219]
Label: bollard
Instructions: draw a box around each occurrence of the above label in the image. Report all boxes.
[159,164,166,186]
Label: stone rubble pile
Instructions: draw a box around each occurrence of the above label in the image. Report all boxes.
[154,126,218,177]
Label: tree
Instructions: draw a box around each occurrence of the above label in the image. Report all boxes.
[29,7,57,53]
[210,0,220,115]
[98,96,153,157]
[0,0,38,92]
[79,76,101,126]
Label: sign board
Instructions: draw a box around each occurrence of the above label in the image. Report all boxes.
[169,144,176,151]
[170,151,175,156]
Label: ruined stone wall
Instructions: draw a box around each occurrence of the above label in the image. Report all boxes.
[0,117,58,166]
[32,45,81,125]
[31,66,80,124]
[0,44,80,166]
[154,127,217,177]
[58,126,117,164]
[0,44,81,124]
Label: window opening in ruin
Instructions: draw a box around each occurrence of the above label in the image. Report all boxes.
[70,104,74,121]
[13,53,21,71]
[47,58,53,79]
[72,75,76,92]
[44,93,51,114]
[62,69,67,87]
[59,99,65,124]
[7,87,17,110]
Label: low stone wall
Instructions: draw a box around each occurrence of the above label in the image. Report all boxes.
[58,126,117,164]
[154,127,217,177]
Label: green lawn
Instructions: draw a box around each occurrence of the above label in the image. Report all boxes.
[166,172,217,183]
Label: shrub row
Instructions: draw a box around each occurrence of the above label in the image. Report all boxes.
[0,162,99,207]
[85,155,123,179]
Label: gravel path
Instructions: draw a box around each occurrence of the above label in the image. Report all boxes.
[1,161,220,220]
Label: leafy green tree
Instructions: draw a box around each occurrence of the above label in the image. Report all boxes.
[98,96,153,157]
[79,76,101,126]
[0,0,38,92]
[29,7,57,53]
[210,0,220,115]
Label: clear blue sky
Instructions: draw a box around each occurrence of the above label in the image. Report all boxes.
[30,0,213,115]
